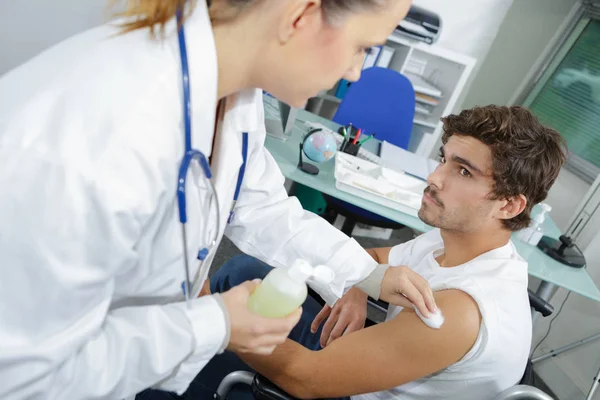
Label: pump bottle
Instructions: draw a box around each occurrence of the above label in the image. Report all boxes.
[248,260,335,318]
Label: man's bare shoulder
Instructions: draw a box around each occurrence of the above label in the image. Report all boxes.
[385,289,482,359]
[301,289,483,397]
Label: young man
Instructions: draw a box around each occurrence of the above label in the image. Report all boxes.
[199,105,567,400]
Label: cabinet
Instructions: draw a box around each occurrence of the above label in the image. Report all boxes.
[307,33,476,158]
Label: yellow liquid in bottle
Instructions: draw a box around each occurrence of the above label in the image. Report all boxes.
[248,269,307,318]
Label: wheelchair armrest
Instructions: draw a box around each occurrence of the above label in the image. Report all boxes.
[251,374,299,400]
[493,384,554,400]
[528,289,554,317]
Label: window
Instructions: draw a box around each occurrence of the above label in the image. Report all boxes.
[523,15,600,182]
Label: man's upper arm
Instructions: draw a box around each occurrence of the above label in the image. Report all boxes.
[368,235,418,267]
[367,247,392,264]
[303,289,482,398]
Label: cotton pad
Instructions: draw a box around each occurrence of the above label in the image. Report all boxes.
[415,307,445,329]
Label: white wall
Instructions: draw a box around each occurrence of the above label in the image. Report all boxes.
[461,0,581,109]
[413,0,513,65]
[545,168,592,232]
[2,0,513,79]
[0,0,109,76]
[408,0,514,158]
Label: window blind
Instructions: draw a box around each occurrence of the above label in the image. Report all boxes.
[528,16,600,181]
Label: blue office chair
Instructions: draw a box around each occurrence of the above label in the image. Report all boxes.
[325,67,417,236]
[333,67,415,148]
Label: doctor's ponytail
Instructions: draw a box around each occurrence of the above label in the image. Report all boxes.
[112,0,194,36]
[112,0,386,35]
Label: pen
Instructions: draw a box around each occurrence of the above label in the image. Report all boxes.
[340,137,348,152]
[358,133,376,145]
[342,126,348,138]
[352,128,362,145]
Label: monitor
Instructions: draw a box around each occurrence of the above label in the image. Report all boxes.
[265,100,298,141]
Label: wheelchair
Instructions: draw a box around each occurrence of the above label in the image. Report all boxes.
[215,289,556,400]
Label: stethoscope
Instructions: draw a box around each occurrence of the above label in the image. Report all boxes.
[175,9,248,306]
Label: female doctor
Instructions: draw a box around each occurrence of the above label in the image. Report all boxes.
[0,0,436,398]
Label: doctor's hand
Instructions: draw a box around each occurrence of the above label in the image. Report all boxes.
[380,265,437,317]
[310,287,367,348]
[220,280,302,355]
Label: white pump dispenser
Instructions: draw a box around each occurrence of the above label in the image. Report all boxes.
[528,203,552,246]
[248,260,335,318]
[517,203,552,245]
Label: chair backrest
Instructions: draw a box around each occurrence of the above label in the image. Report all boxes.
[333,67,416,150]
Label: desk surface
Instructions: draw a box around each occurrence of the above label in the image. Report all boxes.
[263,97,600,303]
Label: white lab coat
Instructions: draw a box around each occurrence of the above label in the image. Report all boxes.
[0,2,377,399]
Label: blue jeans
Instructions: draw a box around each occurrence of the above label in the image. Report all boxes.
[136,255,328,400]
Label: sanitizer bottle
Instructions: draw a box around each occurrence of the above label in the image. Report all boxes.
[528,203,552,246]
[517,203,552,244]
[248,260,335,318]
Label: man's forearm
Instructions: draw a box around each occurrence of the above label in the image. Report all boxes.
[240,340,317,399]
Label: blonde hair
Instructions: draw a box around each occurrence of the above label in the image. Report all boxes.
[111,0,196,36]
[112,0,387,35]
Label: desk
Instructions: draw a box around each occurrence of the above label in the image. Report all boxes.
[263,97,600,305]
[264,99,430,233]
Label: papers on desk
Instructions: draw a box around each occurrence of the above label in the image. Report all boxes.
[334,152,427,216]
[379,141,439,181]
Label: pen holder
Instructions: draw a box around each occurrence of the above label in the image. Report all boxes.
[337,125,360,138]
[340,139,361,156]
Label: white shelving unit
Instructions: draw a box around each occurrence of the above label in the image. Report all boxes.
[307,33,476,158]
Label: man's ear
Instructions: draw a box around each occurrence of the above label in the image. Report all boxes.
[497,194,527,221]
[277,0,322,44]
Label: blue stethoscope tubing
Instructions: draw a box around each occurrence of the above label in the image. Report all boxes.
[175,8,248,306]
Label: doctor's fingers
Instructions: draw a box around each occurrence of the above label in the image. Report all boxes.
[242,345,278,356]
[236,309,302,353]
[408,273,437,314]
[235,330,292,355]
[226,309,301,354]
[394,274,435,318]
[381,266,437,316]
[252,307,303,336]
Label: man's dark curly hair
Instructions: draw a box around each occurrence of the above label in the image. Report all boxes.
[441,105,567,231]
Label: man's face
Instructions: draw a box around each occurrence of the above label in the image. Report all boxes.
[418,135,502,232]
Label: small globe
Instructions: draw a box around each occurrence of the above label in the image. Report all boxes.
[302,130,337,163]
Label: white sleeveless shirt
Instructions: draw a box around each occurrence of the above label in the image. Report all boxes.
[353,229,532,400]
